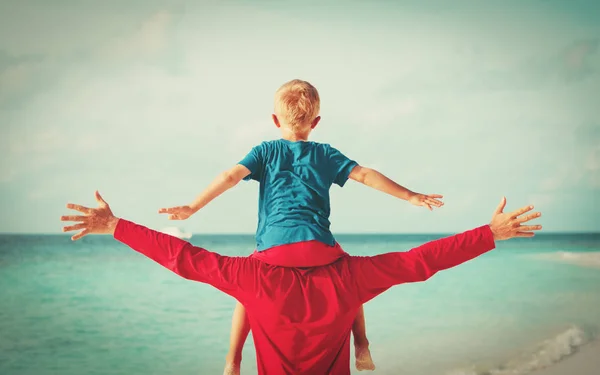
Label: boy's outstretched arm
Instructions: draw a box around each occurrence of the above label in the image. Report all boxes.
[158,164,251,220]
[348,165,444,210]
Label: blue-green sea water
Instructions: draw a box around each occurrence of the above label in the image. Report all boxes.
[1,233,599,375]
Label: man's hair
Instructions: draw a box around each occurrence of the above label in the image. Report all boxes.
[274,79,320,132]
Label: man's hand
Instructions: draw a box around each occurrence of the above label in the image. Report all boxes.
[158,205,195,220]
[489,197,542,241]
[60,191,119,241]
[408,193,444,211]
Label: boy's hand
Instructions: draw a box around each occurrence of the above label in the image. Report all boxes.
[408,193,444,211]
[158,205,195,220]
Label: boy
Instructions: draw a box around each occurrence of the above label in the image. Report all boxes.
[158,79,444,375]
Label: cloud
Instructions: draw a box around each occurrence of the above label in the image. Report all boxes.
[227,120,277,156]
[0,10,177,109]
[563,39,599,73]
[585,144,600,188]
[0,50,44,73]
[0,51,46,104]
[360,98,418,129]
[377,38,600,97]
[98,11,174,61]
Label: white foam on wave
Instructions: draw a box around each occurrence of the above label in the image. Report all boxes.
[159,227,193,240]
[535,251,600,269]
[447,325,592,375]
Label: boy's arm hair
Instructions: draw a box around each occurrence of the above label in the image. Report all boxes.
[188,164,251,213]
[348,165,416,201]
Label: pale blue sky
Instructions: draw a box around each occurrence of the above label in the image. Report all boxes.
[0,0,598,234]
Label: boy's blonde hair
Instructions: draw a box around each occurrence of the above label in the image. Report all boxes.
[274,79,320,132]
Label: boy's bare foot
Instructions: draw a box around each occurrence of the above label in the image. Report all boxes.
[355,345,376,371]
[222,362,240,375]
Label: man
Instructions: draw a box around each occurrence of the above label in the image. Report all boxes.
[61,191,541,375]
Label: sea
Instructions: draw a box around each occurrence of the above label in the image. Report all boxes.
[1,232,599,375]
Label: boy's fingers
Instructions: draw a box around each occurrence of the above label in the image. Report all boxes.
[428,194,443,198]
[426,198,442,207]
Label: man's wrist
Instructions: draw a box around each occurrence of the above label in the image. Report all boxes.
[108,216,120,236]
[488,224,501,241]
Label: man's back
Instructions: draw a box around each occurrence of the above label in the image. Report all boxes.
[245,261,361,374]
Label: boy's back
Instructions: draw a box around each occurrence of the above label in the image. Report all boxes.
[239,139,357,251]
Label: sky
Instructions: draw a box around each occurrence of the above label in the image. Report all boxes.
[0,0,598,234]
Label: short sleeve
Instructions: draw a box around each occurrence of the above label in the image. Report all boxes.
[238,144,264,181]
[328,146,358,187]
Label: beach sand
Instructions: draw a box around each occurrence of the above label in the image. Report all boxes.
[532,340,600,375]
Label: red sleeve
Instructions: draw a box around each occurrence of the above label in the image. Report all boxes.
[113,219,258,300]
[349,225,496,304]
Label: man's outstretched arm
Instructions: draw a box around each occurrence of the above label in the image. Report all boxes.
[350,197,542,303]
[61,191,258,299]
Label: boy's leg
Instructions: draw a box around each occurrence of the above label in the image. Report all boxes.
[224,301,251,375]
[352,305,376,371]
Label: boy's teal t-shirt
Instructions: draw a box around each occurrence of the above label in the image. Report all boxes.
[239,139,358,251]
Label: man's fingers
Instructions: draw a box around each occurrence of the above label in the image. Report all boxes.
[159,207,179,214]
[510,204,534,218]
[63,223,87,232]
[518,225,542,232]
[66,203,92,214]
[515,231,535,237]
[428,194,444,198]
[494,196,507,214]
[60,215,88,223]
[95,191,108,206]
[425,203,432,211]
[71,229,89,241]
[516,212,542,224]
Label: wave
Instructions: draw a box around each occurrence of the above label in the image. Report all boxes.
[159,227,193,240]
[535,251,600,269]
[447,325,594,375]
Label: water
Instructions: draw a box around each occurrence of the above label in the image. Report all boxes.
[1,233,599,375]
